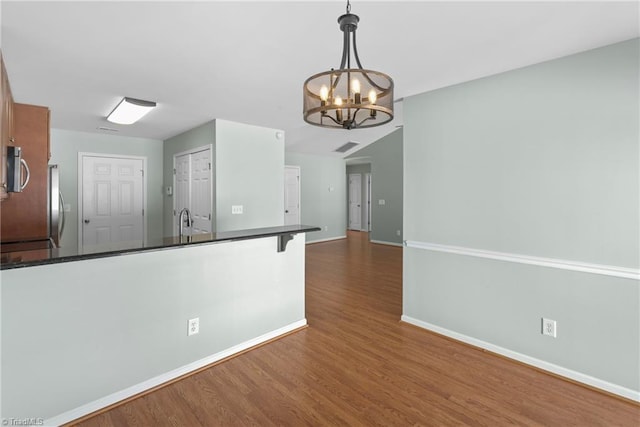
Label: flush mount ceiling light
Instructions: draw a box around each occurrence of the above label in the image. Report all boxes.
[303,0,393,130]
[107,97,156,125]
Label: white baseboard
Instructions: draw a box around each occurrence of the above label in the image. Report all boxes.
[401,315,640,402]
[370,240,403,247]
[45,319,307,427]
[307,235,347,244]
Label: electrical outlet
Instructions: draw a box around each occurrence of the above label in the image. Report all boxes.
[542,318,557,338]
[396,230,401,236]
[188,317,200,336]
[231,205,243,215]
[378,199,386,205]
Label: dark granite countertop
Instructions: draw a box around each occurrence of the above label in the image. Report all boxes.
[0,224,320,270]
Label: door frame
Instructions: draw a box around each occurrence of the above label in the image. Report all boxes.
[284,165,301,225]
[348,173,362,231]
[365,172,372,232]
[172,144,214,236]
[78,152,148,249]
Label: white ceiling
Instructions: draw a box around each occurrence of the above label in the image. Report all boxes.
[1,1,638,157]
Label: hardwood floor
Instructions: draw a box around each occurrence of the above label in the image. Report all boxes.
[74,231,639,426]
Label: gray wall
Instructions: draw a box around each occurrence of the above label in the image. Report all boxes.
[1,235,306,420]
[163,120,215,236]
[215,119,284,232]
[285,152,347,242]
[50,129,164,250]
[347,128,403,244]
[403,39,639,393]
[346,163,371,231]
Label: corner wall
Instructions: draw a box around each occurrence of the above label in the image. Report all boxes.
[285,152,346,243]
[215,119,284,232]
[162,120,215,236]
[403,39,639,398]
[347,128,403,245]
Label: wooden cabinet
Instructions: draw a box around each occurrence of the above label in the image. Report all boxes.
[1,52,15,201]
[0,103,50,241]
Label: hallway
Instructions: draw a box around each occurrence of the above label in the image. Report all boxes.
[76,232,638,426]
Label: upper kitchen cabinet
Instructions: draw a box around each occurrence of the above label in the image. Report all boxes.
[1,52,15,201]
[0,103,51,241]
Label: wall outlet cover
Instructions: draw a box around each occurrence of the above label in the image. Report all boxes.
[188,317,200,336]
[542,318,557,338]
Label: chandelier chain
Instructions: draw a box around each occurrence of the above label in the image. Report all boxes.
[346,0,351,14]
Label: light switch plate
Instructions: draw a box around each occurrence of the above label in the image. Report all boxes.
[232,205,243,214]
[378,199,386,205]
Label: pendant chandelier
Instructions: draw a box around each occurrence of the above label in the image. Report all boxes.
[303,1,394,130]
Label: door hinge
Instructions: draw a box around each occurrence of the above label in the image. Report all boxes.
[141,169,144,177]
[142,208,145,216]
[173,209,176,216]
[173,168,176,175]
[208,162,212,170]
[208,213,211,220]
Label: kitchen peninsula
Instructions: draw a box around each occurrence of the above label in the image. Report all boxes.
[0,225,319,424]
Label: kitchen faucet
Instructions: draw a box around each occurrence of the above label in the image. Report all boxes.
[178,208,192,239]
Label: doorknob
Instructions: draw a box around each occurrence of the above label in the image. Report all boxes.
[285,210,289,213]
[84,219,90,224]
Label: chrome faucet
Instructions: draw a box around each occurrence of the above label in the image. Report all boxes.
[178,208,192,238]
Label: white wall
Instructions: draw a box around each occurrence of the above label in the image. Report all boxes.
[403,39,639,399]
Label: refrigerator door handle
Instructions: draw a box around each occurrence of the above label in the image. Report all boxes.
[20,158,30,190]
[59,191,66,238]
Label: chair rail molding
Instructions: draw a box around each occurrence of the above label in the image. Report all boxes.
[404,240,640,281]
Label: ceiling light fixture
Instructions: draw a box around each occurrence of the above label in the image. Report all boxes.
[303,0,393,130]
[107,97,156,125]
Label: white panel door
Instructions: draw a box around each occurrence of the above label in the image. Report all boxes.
[174,153,191,235]
[284,166,300,226]
[190,149,212,234]
[173,146,213,235]
[82,156,144,246]
[349,173,362,231]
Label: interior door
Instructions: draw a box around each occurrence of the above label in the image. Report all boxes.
[173,146,213,235]
[81,155,144,246]
[190,149,212,234]
[174,153,190,235]
[348,173,362,231]
[284,166,300,226]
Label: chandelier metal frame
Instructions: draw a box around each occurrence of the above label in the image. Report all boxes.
[303,1,394,130]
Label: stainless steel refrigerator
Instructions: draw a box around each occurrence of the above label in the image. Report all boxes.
[48,164,65,247]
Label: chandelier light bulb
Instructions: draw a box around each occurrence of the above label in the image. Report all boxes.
[320,85,329,102]
[352,79,361,104]
[368,90,377,105]
[335,96,343,106]
[352,79,361,94]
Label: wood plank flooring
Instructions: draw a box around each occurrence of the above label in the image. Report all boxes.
[74,232,639,426]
